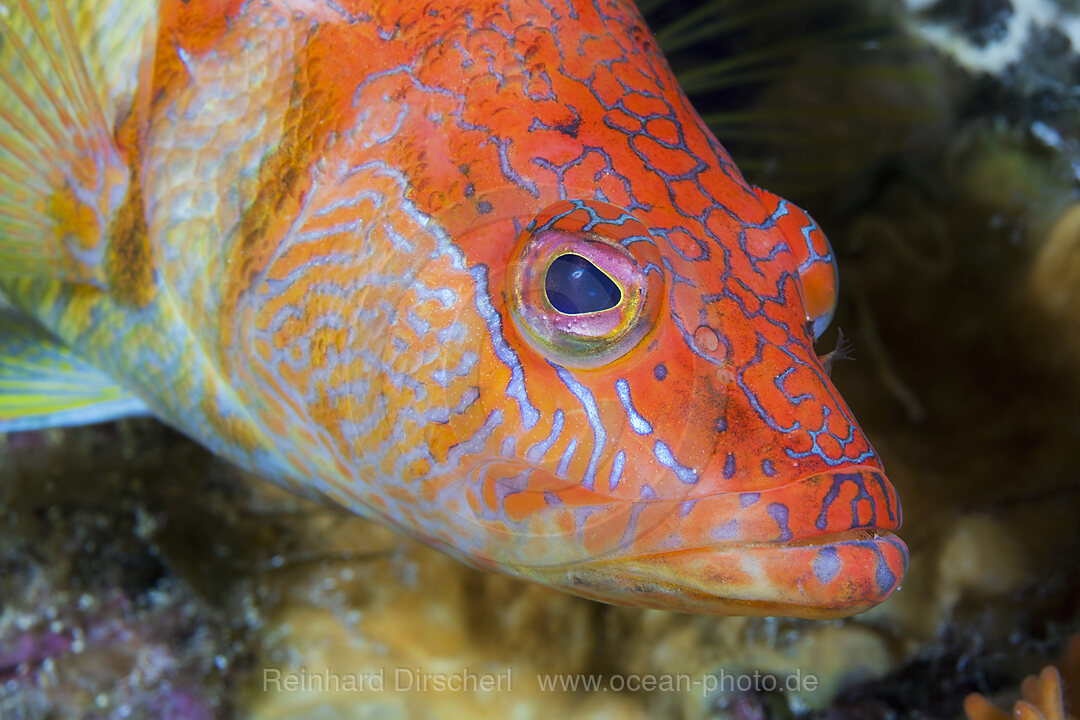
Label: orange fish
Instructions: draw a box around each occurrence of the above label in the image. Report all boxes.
[0,0,905,617]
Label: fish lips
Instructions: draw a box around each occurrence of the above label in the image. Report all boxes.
[538,465,908,618]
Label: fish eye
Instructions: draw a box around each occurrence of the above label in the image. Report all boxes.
[545,254,622,315]
[507,200,664,369]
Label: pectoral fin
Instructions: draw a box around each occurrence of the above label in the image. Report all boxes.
[0,0,153,288]
[0,310,148,433]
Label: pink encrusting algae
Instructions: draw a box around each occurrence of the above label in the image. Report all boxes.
[0,0,905,617]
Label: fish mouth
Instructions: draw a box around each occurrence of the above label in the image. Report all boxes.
[532,465,908,618]
[560,526,907,619]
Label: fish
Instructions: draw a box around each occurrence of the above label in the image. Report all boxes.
[0,0,906,618]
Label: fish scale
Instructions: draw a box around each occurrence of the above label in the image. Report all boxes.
[0,0,906,617]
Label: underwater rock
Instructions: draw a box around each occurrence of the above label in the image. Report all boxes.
[0,425,242,720]
[1029,203,1080,361]
[902,0,1080,75]
[935,514,1027,618]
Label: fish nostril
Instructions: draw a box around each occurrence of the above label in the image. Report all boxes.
[693,325,719,353]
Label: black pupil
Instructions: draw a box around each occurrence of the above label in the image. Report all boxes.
[545,254,622,315]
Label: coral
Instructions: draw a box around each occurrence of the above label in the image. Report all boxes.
[965,635,1080,720]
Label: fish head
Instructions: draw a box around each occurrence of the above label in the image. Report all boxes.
[429,187,904,619]
[238,2,906,618]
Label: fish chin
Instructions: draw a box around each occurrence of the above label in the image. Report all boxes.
[549,527,908,619]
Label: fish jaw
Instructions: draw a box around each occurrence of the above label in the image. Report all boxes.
[512,465,907,618]
[556,528,908,618]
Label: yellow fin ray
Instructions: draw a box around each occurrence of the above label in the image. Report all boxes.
[0,309,149,432]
